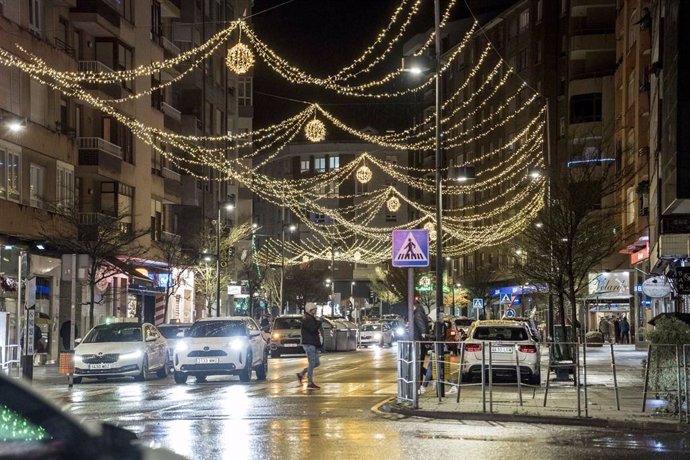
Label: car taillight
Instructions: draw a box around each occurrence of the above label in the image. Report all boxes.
[450,330,456,336]
[465,343,482,352]
[519,345,537,353]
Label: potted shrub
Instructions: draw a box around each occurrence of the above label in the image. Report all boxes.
[585,331,604,347]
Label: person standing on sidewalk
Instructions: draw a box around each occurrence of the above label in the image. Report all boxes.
[413,302,430,385]
[296,304,322,390]
[620,316,630,344]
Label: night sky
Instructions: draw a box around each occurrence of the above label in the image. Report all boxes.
[249,0,438,135]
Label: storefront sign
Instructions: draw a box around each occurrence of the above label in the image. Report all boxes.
[642,276,672,298]
[676,267,690,295]
[630,245,649,264]
[588,272,630,297]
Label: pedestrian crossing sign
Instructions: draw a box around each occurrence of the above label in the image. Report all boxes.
[392,229,429,267]
[501,293,511,304]
[472,298,484,309]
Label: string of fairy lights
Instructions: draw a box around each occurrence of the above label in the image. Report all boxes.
[0,0,549,266]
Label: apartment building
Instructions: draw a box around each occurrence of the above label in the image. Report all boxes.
[0,0,252,361]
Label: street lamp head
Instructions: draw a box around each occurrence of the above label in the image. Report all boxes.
[535,222,544,228]
[223,202,235,211]
[445,256,451,261]
[401,55,434,75]
[288,224,297,232]
[527,167,544,180]
[326,278,332,284]
[252,223,258,229]
[351,281,356,285]
[448,166,476,182]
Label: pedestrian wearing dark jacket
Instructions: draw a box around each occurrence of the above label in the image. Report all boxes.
[296,304,322,390]
[413,302,430,384]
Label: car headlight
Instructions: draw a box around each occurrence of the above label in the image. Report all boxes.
[395,327,405,336]
[272,332,281,339]
[175,341,189,352]
[74,354,83,363]
[120,350,143,360]
[229,338,245,350]
[374,332,382,340]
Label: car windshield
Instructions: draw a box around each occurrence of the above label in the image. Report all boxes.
[82,324,142,343]
[455,319,474,327]
[361,324,381,332]
[188,321,247,338]
[158,326,189,339]
[273,318,302,330]
[472,326,528,341]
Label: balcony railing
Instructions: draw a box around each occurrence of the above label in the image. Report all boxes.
[78,60,115,74]
[54,37,75,57]
[162,166,181,182]
[77,137,123,159]
[161,36,180,56]
[160,102,182,121]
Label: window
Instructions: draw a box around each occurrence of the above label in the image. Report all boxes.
[0,150,21,202]
[326,181,338,198]
[535,41,542,64]
[237,77,252,106]
[314,157,326,173]
[151,199,163,241]
[385,155,398,165]
[537,0,542,22]
[28,0,42,36]
[56,162,74,211]
[109,0,134,23]
[559,116,566,137]
[570,93,602,123]
[355,179,368,195]
[626,187,635,225]
[385,212,397,223]
[300,159,310,173]
[561,0,568,16]
[95,39,134,91]
[519,9,529,32]
[310,212,326,224]
[516,48,528,72]
[102,116,134,163]
[29,164,45,208]
[151,72,162,109]
[151,1,162,43]
[100,182,134,234]
[329,155,339,170]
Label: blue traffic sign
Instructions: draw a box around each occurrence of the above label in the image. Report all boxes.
[504,308,516,318]
[472,298,484,309]
[392,230,429,267]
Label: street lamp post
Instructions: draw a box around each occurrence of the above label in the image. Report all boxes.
[216,202,234,317]
[280,222,297,314]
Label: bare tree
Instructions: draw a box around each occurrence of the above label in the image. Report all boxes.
[511,162,621,342]
[154,233,196,323]
[235,252,267,318]
[457,263,502,318]
[283,261,331,310]
[41,210,149,328]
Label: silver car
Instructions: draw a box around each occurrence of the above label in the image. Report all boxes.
[359,322,393,348]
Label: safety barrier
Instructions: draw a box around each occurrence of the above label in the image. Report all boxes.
[396,340,649,418]
[0,344,21,374]
[641,343,690,423]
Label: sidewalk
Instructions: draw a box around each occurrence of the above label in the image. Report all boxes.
[381,344,690,433]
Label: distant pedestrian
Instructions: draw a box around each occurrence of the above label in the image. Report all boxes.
[598,317,609,343]
[613,317,621,344]
[296,304,322,390]
[620,316,630,344]
[60,320,78,351]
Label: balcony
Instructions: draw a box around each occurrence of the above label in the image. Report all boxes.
[570,33,615,59]
[78,61,125,99]
[163,167,182,199]
[161,36,180,57]
[161,0,181,18]
[161,102,182,122]
[54,38,75,58]
[70,0,120,37]
[77,137,123,180]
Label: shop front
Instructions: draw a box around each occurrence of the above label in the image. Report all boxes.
[585,271,632,335]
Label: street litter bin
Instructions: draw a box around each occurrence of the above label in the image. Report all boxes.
[59,351,74,375]
[334,321,350,351]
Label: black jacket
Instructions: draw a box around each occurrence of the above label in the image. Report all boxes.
[301,312,322,346]
[413,306,429,341]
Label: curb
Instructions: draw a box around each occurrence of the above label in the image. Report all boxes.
[376,400,690,433]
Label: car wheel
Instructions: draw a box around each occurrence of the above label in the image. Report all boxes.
[239,351,252,382]
[255,351,268,381]
[72,377,82,384]
[173,372,187,384]
[271,351,280,359]
[134,355,148,382]
[156,362,169,379]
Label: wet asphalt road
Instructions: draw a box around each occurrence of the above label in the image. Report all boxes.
[38,346,690,460]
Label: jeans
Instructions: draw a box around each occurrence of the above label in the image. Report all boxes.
[301,344,320,384]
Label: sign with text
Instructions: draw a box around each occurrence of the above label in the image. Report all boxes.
[392,230,429,267]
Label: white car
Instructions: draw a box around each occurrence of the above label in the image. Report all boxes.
[157,323,192,369]
[74,322,169,383]
[173,317,268,384]
[460,320,541,385]
[359,322,393,348]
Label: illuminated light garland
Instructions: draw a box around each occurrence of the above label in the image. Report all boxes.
[304,118,326,142]
[356,164,373,184]
[226,42,255,74]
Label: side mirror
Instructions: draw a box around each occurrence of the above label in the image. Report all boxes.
[74,338,82,345]
[146,335,157,342]
[249,330,261,338]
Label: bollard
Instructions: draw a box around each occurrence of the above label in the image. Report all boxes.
[456,342,465,404]
[610,343,620,411]
[488,341,493,414]
[543,343,552,407]
[481,344,486,413]
[676,345,682,422]
[575,344,581,417]
[642,344,652,412]
[412,342,419,409]
[515,343,523,406]
[684,345,689,424]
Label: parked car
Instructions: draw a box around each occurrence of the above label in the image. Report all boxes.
[359,322,393,348]
[269,314,305,358]
[73,322,169,383]
[453,317,475,340]
[0,373,186,459]
[460,320,541,385]
[173,316,268,384]
[442,316,463,352]
[157,322,192,370]
[382,315,407,341]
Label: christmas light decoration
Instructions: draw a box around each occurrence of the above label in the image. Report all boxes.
[386,196,401,212]
[304,119,326,142]
[226,42,255,74]
[356,164,373,184]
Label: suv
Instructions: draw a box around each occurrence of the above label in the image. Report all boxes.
[460,320,541,385]
[172,317,268,384]
[269,315,305,358]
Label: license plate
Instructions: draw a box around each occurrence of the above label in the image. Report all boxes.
[362,336,371,340]
[285,343,299,347]
[89,363,113,369]
[491,347,513,353]
[196,357,219,364]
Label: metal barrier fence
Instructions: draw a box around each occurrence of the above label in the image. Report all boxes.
[1,344,21,374]
[641,343,690,423]
[397,341,690,422]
